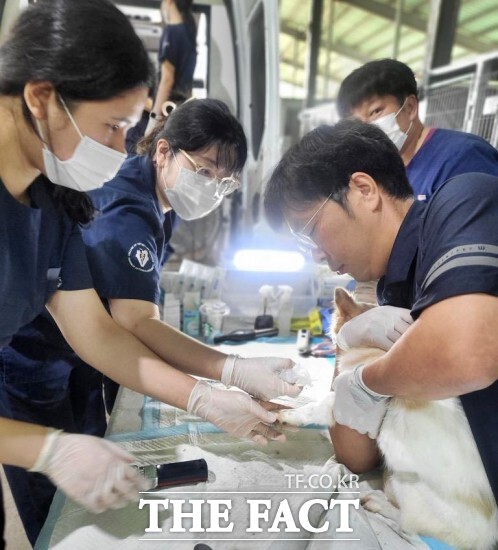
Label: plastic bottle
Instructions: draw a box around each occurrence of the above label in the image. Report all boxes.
[277,285,294,337]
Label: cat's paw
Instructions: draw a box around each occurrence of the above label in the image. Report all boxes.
[361,490,400,522]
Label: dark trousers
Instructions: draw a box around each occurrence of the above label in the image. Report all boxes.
[0,351,107,546]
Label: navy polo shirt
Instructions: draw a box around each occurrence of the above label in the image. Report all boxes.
[379,172,498,504]
[3,155,176,388]
[376,200,425,308]
[0,176,93,348]
[158,23,197,97]
[85,154,173,305]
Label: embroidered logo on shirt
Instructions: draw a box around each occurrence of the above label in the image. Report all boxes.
[128,243,154,272]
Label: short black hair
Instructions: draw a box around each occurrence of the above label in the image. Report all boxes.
[139,98,247,176]
[337,58,418,119]
[264,119,413,230]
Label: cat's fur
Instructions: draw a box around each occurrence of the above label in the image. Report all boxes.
[279,287,498,550]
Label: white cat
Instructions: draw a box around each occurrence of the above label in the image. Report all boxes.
[279,287,498,550]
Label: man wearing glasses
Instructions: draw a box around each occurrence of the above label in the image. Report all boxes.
[264,118,498,546]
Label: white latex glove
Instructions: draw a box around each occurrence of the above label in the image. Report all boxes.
[335,306,413,351]
[187,380,285,445]
[332,364,390,438]
[30,431,148,513]
[221,355,303,400]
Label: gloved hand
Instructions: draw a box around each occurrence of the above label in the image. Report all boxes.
[335,306,413,351]
[332,364,390,438]
[221,355,303,400]
[310,340,336,358]
[30,430,148,513]
[187,380,285,445]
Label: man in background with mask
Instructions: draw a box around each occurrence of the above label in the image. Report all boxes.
[329,58,498,349]
[336,58,498,200]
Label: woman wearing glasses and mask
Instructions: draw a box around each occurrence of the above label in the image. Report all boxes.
[3,97,302,544]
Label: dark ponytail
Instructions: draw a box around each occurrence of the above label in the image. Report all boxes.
[175,0,197,44]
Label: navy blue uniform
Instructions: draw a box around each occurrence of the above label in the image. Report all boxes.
[377,172,498,505]
[85,155,173,302]
[0,176,93,348]
[158,23,197,99]
[406,128,498,199]
[2,155,175,544]
[0,175,93,547]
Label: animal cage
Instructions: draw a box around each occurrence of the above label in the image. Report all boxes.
[423,51,498,148]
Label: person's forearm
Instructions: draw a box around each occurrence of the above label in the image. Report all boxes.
[76,320,196,409]
[0,418,49,468]
[48,292,196,410]
[362,295,498,400]
[130,317,227,380]
[151,66,174,115]
[330,423,380,473]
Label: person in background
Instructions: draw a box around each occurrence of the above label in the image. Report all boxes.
[0,1,299,545]
[4,98,300,543]
[264,119,498,548]
[125,89,156,156]
[333,57,498,314]
[336,58,498,200]
[146,0,197,135]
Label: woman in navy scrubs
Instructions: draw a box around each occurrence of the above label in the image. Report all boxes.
[0,0,157,529]
[0,1,299,544]
[5,99,302,543]
[146,0,197,136]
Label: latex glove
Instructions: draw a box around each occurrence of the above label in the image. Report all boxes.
[335,306,413,351]
[310,340,336,358]
[332,364,390,438]
[187,380,285,445]
[30,431,148,513]
[221,355,303,400]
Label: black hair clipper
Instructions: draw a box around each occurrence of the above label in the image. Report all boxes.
[137,458,208,489]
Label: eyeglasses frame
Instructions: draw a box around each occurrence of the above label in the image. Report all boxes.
[287,184,350,253]
[175,148,241,199]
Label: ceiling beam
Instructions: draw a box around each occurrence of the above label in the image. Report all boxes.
[305,0,323,107]
[338,0,427,30]
[429,0,461,68]
[281,21,375,66]
[115,0,160,8]
[281,0,490,55]
[337,0,488,53]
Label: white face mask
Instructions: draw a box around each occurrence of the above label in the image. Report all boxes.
[161,165,223,221]
[37,97,126,192]
[372,99,412,151]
